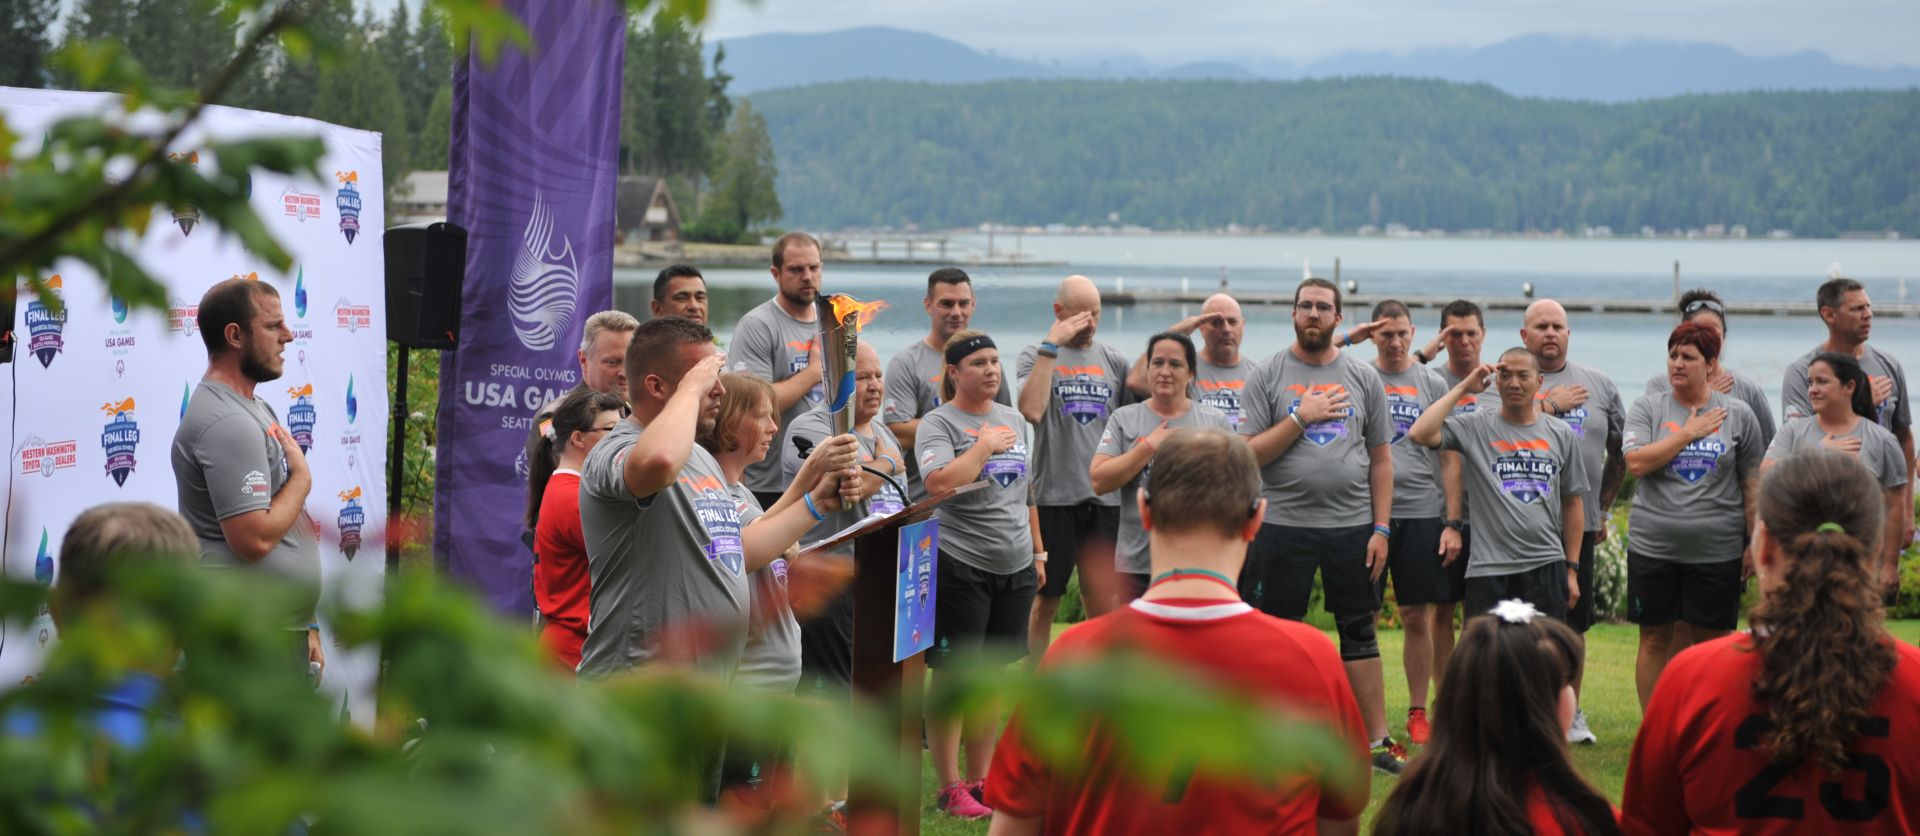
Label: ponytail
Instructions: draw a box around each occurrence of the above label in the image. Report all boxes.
[526,389,627,528]
[1748,449,1894,772]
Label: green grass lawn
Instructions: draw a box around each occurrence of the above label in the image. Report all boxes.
[914,619,1920,835]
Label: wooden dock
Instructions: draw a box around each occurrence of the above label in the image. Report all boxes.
[1101,289,1920,318]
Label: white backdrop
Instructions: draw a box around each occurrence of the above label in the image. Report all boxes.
[0,88,388,728]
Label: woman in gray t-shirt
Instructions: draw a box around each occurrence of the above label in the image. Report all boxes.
[1763,352,1910,593]
[1623,321,1764,710]
[1091,332,1229,600]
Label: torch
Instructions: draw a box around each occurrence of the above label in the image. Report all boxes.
[810,293,902,515]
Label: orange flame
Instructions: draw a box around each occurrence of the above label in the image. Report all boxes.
[101,398,136,415]
[827,294,889,330]
[288,384,314,398]
[335,170,358,184]
[44,274,61,289]
[339,487,363,502]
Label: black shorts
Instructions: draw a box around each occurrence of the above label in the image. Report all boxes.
[928,558,1036,669]
[1378,518,1463,606]
[1118,571,1151,603]
[1037,502,1119,598]
[798,589,854,696]
[1239,523,1379,620]
[1627,552,1744,630]
[1567,531,1597,633]
[1464,561,1570,623]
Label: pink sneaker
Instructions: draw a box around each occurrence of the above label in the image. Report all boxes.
[938,781,993,819]
[967,778,988,803]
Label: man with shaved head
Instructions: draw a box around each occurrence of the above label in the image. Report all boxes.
[1520,298,1624,745]
[1125,293,1257,430]
[1018,274,1134,653]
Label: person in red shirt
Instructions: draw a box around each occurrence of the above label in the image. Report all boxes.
[1372,602,1620,836]
[985,428,1370,835]
[527,388,628,670]
[1622,449,1920,835]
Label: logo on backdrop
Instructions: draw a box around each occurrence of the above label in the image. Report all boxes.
[99,397,141,487]
[339,375,363,469]
[335,171,362,244]
[337,486,366,560]
[333,296,372,333]
[168,297,200,337]
[17,435,78,478]
[288,267,314,346]
[1490,438,1558,505]
[169,151,201,236]
[180,382,192,419]
[106,295,136,368]
[24,274,67,369]
[509,191,580,352]
[282,185,323,222]
[286,384,318,454]
[35,528,54,585]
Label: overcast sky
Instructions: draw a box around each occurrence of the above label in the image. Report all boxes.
[694,0,1918,68]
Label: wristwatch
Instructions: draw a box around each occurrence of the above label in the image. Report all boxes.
[1443,519,1464,531]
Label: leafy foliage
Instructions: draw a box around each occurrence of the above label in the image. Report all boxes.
[752,78,1920,235]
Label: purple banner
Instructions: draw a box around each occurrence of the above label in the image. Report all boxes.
[437,1,624,614]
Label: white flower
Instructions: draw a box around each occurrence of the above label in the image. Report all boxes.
[1490,598,1543,624]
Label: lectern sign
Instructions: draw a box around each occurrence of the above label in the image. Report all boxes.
[895,518,939,662]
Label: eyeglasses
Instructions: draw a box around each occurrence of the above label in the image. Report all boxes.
[1294,302,1336,314]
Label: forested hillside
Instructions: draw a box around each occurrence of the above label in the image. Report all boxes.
[753,78,1920,235]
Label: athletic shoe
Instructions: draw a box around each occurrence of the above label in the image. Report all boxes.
[937,782,993,819]
[966,778,987,803]
[1406,708,1431,746]
[1567,709,1597,745]
[1371,738,1408,775]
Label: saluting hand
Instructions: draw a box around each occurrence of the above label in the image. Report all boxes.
[1170,311,1224,335]
[1462,362,1498,395]
[1045,311,1095,347]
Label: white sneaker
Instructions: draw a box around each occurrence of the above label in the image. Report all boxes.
[1567,708,1597,745]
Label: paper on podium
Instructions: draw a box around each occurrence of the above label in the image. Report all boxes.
[794,479,991,560]
[800,510,891,555]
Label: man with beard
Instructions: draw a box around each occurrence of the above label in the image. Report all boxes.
[1240,277,1403,775]
[172,277,323,672]
[1018,275,1134,648]
[1780,277,1914,551]
[884,268,1011,500]
[650,264,710,324]
[733,233,828,508]
[576,316,857,682]
[521,310,637,489]
[1124,293,1257,431]
[1519,299,1624,745]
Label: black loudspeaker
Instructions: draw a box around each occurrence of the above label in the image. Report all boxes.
[383,222,466,349]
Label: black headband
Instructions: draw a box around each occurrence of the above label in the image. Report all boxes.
[945,334,996,366]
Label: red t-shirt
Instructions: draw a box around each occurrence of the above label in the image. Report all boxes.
[1622,632,1920,835]
[984,597,1370,835]
[533,471,591,669]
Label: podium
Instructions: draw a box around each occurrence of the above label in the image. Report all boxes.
[796,479,990,836]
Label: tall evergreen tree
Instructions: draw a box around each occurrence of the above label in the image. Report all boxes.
[693,99,780,241]
[0,0,58,88]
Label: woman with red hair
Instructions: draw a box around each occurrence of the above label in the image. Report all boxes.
[1621,321,1766,711]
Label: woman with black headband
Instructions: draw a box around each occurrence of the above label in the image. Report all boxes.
[1763,351,1908,595]
[1644,288,1778,449]
[914,329,1042,820]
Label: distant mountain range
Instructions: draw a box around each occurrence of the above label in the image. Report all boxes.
[710,27,1920,102]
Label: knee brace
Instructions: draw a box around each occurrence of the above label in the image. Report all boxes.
[1336,612,1380,661]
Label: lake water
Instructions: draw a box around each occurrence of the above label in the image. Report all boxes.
[616,234,1920,417]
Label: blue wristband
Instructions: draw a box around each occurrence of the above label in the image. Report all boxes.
[804,492,827,522]
[307,623,320,632]
[1372,524,1391,538]
[1038,341,1059,357]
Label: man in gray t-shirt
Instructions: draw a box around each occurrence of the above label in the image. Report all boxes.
[1123,294,1257,431]
[1410,349,1588,622]
[730,235,828,504]
[171,278,321,670]
[1241,347,1392,529]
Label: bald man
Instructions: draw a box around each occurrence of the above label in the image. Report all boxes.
[1125,293,1258,430]
[1018,275,1135,654]
[1519,299,1624,746]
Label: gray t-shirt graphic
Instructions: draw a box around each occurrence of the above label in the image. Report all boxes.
[171,379,321,623]
[1765,416,1909,490]
[915,401,1035,574]
[1539,360,1623,533]
[1095,402,1232,574]
[1241,349,1392,528]
[731,298,824,494]
[783,408,910,556]
[1623,391,1764,564]
[882,339,1012,502]
[1016,340,1134,507]
[1780,345,1909,434]
[577,420,750,678]
[1195,358,1257,432]
[1439,410,1590,578]
[728,483,802,693]
[1376,363,1450,519]
[1646,367,1775,452]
